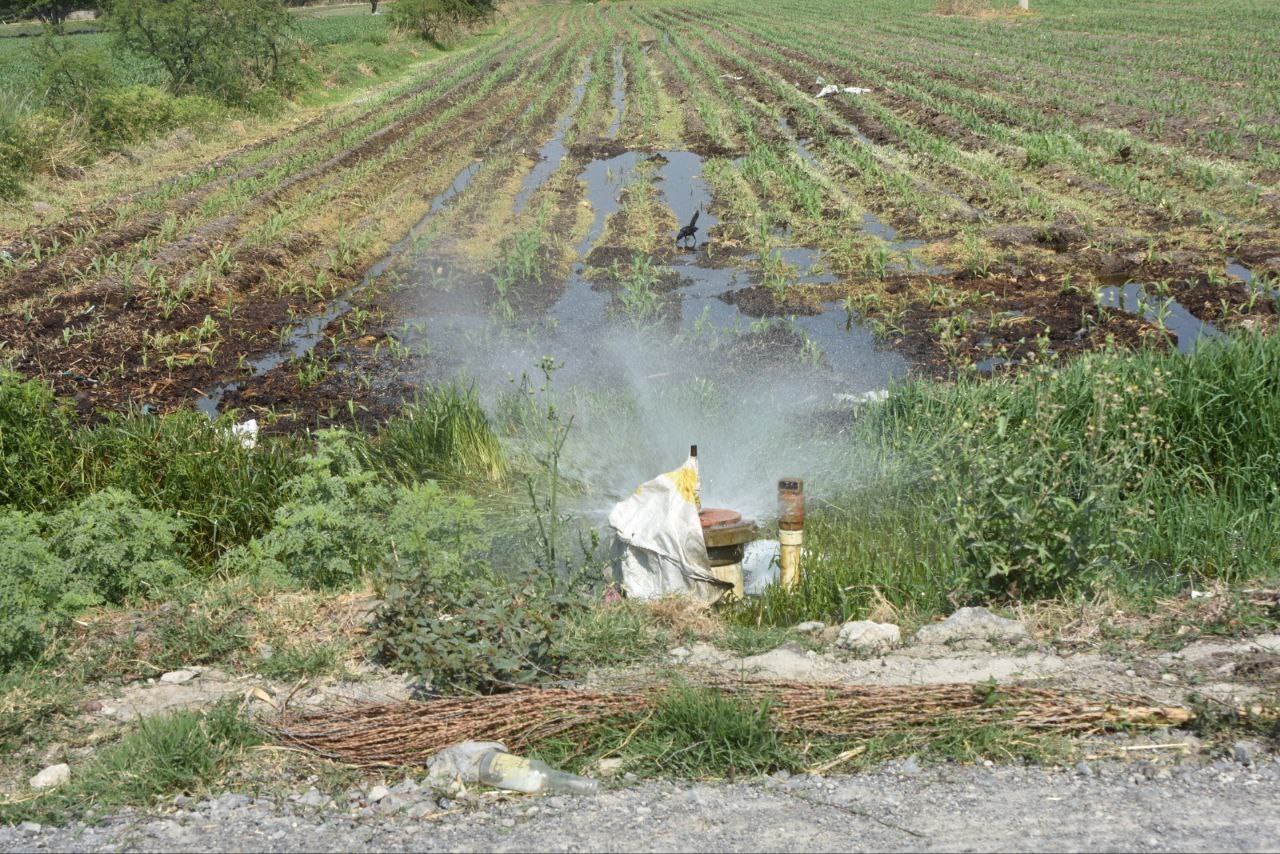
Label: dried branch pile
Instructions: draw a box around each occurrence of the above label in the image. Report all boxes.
[271,679,1191,768]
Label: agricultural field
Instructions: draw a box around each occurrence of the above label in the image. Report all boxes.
[3,0,1279,423]
[1,0,1280,843]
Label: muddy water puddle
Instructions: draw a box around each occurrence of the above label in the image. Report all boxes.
[408,148,904,395]
[1097,281,1223,354]
[775,115,944,276]
[1227,258,1279,300]
[607,46,626,139]
[196,145,917,416]
[513,65,594,217]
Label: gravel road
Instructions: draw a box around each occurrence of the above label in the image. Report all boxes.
[5,758,1279,853]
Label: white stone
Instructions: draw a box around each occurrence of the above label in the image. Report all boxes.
[836,620,901,654]
[366,784,390,803]
[913,606,1027,646]
[596,758,625,778]
[793,621,826,635]
[29,763,70,790]
[159,669,197,684]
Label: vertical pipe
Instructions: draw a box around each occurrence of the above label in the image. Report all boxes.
[777,478,805,590]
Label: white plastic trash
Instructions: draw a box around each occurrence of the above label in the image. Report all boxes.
[608,454,729,603]
[742,539,781,595]
[230,419,258,450]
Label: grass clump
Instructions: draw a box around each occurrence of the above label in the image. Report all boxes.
[740,333,1280,627]
[369,385,507,485]
[628,684,795,778]
[1,701,260,826]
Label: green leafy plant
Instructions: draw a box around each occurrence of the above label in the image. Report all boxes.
[220,430,390,589]
[46,488,191,605]
[0,511,76,668]
[390,0,499,46]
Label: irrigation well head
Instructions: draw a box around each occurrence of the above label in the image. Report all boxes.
[777,477,805,590]
[700,507,757,601]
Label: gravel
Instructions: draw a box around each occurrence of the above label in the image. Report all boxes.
[4,760,1279,852]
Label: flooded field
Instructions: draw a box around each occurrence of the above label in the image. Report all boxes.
[1,0,1278,431]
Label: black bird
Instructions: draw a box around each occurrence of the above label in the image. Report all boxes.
[675,209,700,247]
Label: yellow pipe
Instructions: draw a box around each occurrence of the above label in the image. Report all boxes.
[777,478,805,591]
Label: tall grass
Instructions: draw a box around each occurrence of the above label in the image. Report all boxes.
[738,333,1280,626]
[367,385,507,484]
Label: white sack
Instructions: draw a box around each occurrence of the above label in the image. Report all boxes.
[608,455,729,602]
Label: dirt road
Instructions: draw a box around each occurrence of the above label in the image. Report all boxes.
[5,759,1279,853]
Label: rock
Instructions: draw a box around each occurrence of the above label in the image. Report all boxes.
[366,785,390,803]
[31,201,52,216]
[913,607,1027,646]
[296,788,329,808]
[1233,741,1262,766]
[899,756,921,776]
[19,821,42,834]
[836,620,900,654]
[376,794,407,815]
[1160,673,1178,683]
[390,778,419,795]
[793,621,826,635]
[406,800,438,819]
[500,818,515,828]
[1075,761,1093,777]
[30,763,70,790]
[159,669,197,684]
[668,646,691,661]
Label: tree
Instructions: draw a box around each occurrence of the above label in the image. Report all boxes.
[108,0,297,102]
[0,0,92,30]
[390,0,500,45]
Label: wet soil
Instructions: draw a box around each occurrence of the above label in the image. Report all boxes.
[3,9,1278,427]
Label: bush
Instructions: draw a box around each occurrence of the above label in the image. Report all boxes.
[0,371,76,510]
[85,84,177,146]
[46,489,191,605]
[109,0,299,103]
[390,0,499,45]
[370,386,507,485]
[74,410,299,563]
[373,575,585,694]
[0,511,74,668]
[0,102,34,199]
[32,30,111,110]
[220,430,390,588]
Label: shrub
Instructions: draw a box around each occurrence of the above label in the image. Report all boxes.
[109,0,299,103]
[370,386,507,485]
[32,30,111,110]
[74,410,300,564]
[373,575,585,694]
[390,0,499,45]
[0,511,75,668]
[86,84,177,146]
[46,488,191,605]
[0,101,34,199]
[220,430,390,588]
[382,481,488,589]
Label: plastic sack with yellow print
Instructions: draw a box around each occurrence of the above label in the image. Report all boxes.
[607,453,731,603]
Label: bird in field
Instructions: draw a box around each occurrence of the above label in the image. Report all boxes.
[675,209,700,247]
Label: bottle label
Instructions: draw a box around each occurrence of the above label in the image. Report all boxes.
[488,753,533,777]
